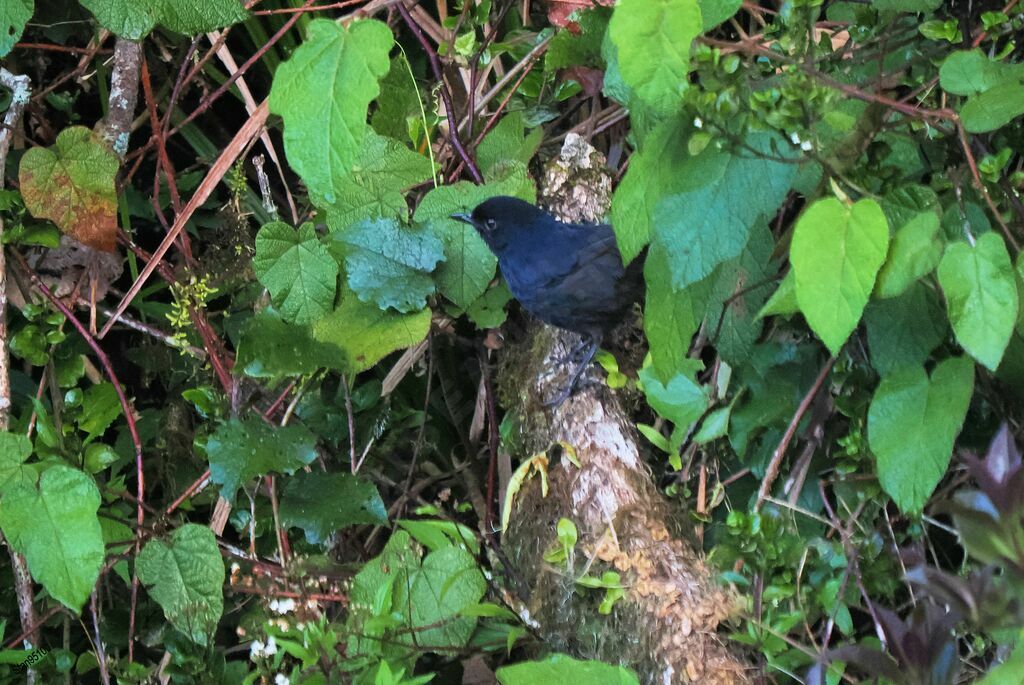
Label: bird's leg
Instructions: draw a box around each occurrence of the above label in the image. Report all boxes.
[544,337,599,408]
[551,334,591,366]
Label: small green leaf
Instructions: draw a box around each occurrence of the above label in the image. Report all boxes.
[868,357,974,513]
[699,0,740,29]
[937,232,1018,371]
[0,466,104,611]
[236,310,343,378]
[475,112,542,176]
[18,126,119,252]
[280,472,387,544]
[79,383,122,441]
[546,7,611,70]
[874,211,943,299]
[269,19,394,205]
[206,418,318,498]
[639,363,709,449]
[791,197,890,354]
[335,217,443,313]
[940,50,1024,96]
[643,248,713,379]
[608,0,702,115]
[0,0,32,57]
[759,271,798,317]
[253,222,338,325]
[873,0,941,12]
[137,524,224,645]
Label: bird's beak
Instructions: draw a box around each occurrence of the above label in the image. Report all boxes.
[450,212,474,226]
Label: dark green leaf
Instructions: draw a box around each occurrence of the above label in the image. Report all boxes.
[281,472,387,544]
[206,419,318,498]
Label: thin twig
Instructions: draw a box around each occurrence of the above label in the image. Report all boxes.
[755,356,836,511]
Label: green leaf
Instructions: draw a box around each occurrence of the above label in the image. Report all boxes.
[939,50,1024,96]
[371,54,421,143]
[476,112,543,176]
[872,0,941,12]
[0,466,104,610]
[0,432,34,497]
[401,545,486,651]
[206,418,318,498]
[867,357,974,513]
[639,362,709,449]
[497,654,640,685]
[759,270,798,317]
[335,217,443,313]
[312,288,431,374]
[79,0,246,39]
[269,19,394,205]
[611,118,696,262]
[864,282,947,375]
[650,133,796,291]
[136,524,224,645]
[79,383,122,441]
[937,232,1018,370]
[253,222,338,325]
[413,161,534,308]
[546,7,611,70]
[18,126,119,252]
[324,131,432,228]
[791,197,890,354]
[977,638,1024,685]
[699,0,741,29]
[874,211,943,299]
[607,0,702,115]
[465,283,512,329]
[280,472,387,544]
[0,0,32,57]
[236,310,343,378]
[960,84,1024,133]
[643,248,713,378]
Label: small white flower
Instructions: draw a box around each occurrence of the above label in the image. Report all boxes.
[269,598,296,614]
[264,635,278,656]
[694,117,703,129]
[790,132,802,145]
[800,140,813,152]
[274,675,290,685]
[249,640,265,660]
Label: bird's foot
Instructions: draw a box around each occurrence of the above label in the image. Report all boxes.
[543,338,600,408]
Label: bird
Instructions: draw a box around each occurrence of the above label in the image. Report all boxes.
[451,196,645,406]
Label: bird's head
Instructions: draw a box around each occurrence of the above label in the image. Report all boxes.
[450,196,544,251]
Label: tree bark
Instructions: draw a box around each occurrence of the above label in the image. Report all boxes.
[498,134,752,684]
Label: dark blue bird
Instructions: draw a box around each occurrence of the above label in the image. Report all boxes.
[452,196,645,406]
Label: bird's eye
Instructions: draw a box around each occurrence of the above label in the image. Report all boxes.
[484,218,497,231]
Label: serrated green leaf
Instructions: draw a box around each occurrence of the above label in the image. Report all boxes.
[607,0,702,115]
[137,524,224,645]
[269,19,394,205]
[0,466,103,611]
[312,288,431,374]
[0,432,34,497]
[960,84,1024,133]
[868,356,974,513]
[281,472,387,544]
[650,133,796,291]
[791,197,890,354]
[335,217,443,313]
[79,383,122,441]
[324,131,432,227]
[79,0,246,39]
[206,418,318,498]
[402,545,486,651]
[413,161,534,308]
[0,0,32,57]
[938,232,1018,370]
[865,282,946,375]
[18,126,119,252]
[253,222,338,325]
